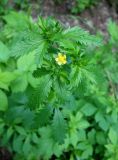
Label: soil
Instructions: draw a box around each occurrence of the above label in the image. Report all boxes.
[32,0,118,36]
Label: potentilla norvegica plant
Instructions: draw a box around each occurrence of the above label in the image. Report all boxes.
[0,11,118,160]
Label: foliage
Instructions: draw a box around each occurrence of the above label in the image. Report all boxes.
[53,0,99,14]
[71,0,99,13]
[0,0,8,15]
[0,11,118,160]
[0,0,31,16]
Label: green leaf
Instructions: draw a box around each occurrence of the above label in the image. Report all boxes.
[36,41,48,67]
[35,106,52,126]
[0,41,10,62]
[6,127,14,140]
[38,126,62,159]
[54,77,69,101]
[87,129,96,144]
[32,133,39,144]
[81,144,93,159]
[5,106,35,127]
[58,39,75,50]
[38,136,54,159]
[70,66,96,88]
[11,30,48,61]
[28,73,39,88]
[13,135,24,153]
[95,111,109,131]
[23,135,31,155]
[17,51,37,72]
[78,142,93,159]
[0,70,16,90]
[52,109,67,143]
[0,121,5,135]
[70,66,83,88]
[78,120,90,129]
[108,128,117,145]
[15,126,27,136]
[63,26,101,46]
[3,11,30,30]
[28,74,52,109]
[0,89,8,111]
[78,130,86,141]
[111,110,118,123]
[108,20,118,42]
[11,73,28,92]
[96,131,106,145]
[69,130,79,147]
[81,103,97,116]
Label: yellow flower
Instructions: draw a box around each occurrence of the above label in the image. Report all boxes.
[55,53,67,65]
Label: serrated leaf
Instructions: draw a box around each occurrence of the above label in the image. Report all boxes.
[54,77,69,101]
[17,51,37,72]
[38,126,62,159]
[28,74,52,109]
[35,106,52,127]
[70,65,83,88]
[52,109,67,143]
[63,26,101,46]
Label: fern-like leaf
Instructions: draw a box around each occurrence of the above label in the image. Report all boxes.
[62,26,101,46]
[28,74,52,110]
[10,30,48,58]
